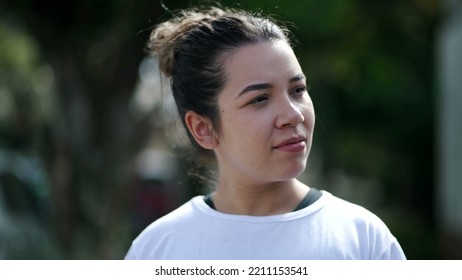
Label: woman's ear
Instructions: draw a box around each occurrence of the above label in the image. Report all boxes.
[184,111,218,150]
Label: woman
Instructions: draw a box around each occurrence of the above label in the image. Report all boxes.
[125,6,406,260]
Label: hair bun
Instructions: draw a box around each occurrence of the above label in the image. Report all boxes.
[146,7,226,77]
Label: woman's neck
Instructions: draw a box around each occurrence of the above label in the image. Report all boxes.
[211,178,309,216]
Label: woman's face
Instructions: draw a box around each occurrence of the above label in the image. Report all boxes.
[213,40,315,184]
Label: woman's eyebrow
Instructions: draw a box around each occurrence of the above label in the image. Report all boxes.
[237,73,306,99]
[290,73,306,83]
[238,83,273,98]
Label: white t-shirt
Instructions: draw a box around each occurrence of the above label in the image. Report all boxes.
[125,191,406,260]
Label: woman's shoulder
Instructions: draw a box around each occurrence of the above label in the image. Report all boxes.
[318,190,405,259]
[125,196,206,259]
[321,191,382,217]
[317,190,394,234]
[139,196,205,233]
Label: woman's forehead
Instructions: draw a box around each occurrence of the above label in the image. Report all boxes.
[221,41,302,90]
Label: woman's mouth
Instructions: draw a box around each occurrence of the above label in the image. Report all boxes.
[273,137,306,153]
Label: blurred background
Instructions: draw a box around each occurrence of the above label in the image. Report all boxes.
[0,0,460,259]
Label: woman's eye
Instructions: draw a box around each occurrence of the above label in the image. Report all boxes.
[249,95,268,104]
[292,86,307,97]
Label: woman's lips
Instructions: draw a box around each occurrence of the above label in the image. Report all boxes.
[273,137,306,153]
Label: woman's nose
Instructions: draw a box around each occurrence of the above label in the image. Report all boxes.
[275,98,304,128]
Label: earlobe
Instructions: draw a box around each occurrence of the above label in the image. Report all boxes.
[184,111,218,150]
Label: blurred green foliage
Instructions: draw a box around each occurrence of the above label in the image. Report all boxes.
[0,0,440,259]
